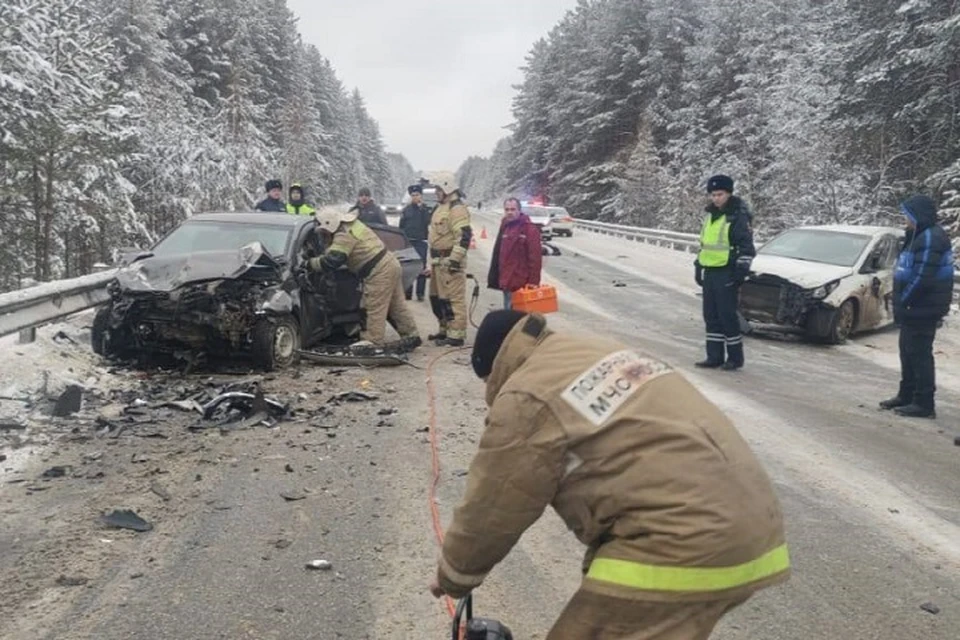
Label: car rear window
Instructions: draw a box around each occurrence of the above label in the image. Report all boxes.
[152,221,292,258]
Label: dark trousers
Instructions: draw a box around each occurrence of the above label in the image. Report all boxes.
[406,240,428,300]
[702,268,743,365]
[898,323,937,408]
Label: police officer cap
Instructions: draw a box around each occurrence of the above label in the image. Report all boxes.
[706,175,734,194]
[266,179,282,192]
[408,184,423,195]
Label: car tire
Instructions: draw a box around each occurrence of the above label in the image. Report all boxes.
[824,299,857,345]
[252,315,300,371]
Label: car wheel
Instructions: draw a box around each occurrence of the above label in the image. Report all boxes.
[826,299,857,345]
[252,315,300,371]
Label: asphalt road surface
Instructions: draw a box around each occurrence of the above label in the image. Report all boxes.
[1,217,958,639]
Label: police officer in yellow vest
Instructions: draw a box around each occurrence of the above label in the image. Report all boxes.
[286,183,316,216]
[694,175,756,370]
[426,172,472,347]
[306,206,421,350]
[430,310,790,639]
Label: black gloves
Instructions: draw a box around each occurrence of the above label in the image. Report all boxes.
[694,260,704,287]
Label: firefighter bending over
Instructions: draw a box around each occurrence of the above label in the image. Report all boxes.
[431,310,790,640]
[306,206,421,351]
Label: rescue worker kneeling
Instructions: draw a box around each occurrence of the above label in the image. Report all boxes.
[306,206,421,351]
[430,310,790,640]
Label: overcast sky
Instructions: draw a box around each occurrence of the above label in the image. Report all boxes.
[287,1,580,172]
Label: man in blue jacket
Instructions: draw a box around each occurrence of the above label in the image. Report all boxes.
[880,195,955,419]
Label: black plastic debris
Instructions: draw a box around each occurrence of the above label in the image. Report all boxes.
[612,280,627,288]
[42,466,70,479]
[954,436,960,447]
[920,602,940,615]
[202,389,288,423]
[377,408,397,416]
[280,491,307,502]
[0,454,7,463]
[53,385,83,417]
[56,575,89,587]
[101,509,153,532]
[52,331,78,345]
[0,420,27,431]
[327,391,379,404]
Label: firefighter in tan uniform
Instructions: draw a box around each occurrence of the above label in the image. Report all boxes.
[426,172,472,347]
[430,310,790,640]
[306,206,421,350]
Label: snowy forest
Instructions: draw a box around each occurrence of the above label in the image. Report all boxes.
[457,0,960,255]
[0,0,412,292]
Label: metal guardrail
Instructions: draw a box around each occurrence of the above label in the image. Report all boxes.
[573,219,701,252]
[0,270,117,342]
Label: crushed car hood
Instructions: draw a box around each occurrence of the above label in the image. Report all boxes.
[116,242,283,293]
[750,255,853,289]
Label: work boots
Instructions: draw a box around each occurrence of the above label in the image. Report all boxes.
[894,395,936,419]
[428,331,446,341]
[879,396,910,410]
[435,337,465,347]
[695,359,724,369]
[399,335,422,352]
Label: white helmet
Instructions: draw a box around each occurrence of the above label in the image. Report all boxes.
[429,171,459,195]
[314,206,356,233]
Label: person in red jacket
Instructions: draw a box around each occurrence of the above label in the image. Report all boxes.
[487,198,543,309]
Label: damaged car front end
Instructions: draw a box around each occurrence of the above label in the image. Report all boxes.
[94,242,302,369]
[739,225,903,344]
[740,273,845,339]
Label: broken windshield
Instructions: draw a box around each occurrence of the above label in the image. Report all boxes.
[152,221,292,259]
[759,229,871,268]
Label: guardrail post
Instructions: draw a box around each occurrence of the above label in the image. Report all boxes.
[18,328,36,344]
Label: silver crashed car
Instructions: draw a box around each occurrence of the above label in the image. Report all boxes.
[739,224,905,344]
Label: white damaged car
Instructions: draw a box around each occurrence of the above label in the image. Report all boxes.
[739,224,905,344]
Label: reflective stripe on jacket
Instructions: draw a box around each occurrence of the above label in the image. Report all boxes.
[438,315,790,603]
[698,214,731,267]
[327,220,386,275]
[286,202,316,215]
[429,196,472,263]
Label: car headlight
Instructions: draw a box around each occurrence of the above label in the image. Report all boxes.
[810,280,841,300]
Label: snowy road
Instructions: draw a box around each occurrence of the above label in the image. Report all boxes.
[1,216,959,639]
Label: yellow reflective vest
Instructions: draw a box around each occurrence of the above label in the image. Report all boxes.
[698,214,731,267]
[286,202,316,215]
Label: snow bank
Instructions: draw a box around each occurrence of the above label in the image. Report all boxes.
[0,310,132,477]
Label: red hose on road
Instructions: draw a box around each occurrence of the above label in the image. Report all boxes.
[425,346,472,631]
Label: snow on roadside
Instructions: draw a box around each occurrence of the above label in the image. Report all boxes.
[0,309,133,477]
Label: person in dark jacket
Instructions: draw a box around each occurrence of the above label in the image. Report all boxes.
[487,198,542,309]
[694,174,756,370]
[256,179,286,212]
[354,187,387,225]
[399,184,433,301]
[880,195,955,419]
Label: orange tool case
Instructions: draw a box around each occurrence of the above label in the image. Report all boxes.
[511,284,559,314]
